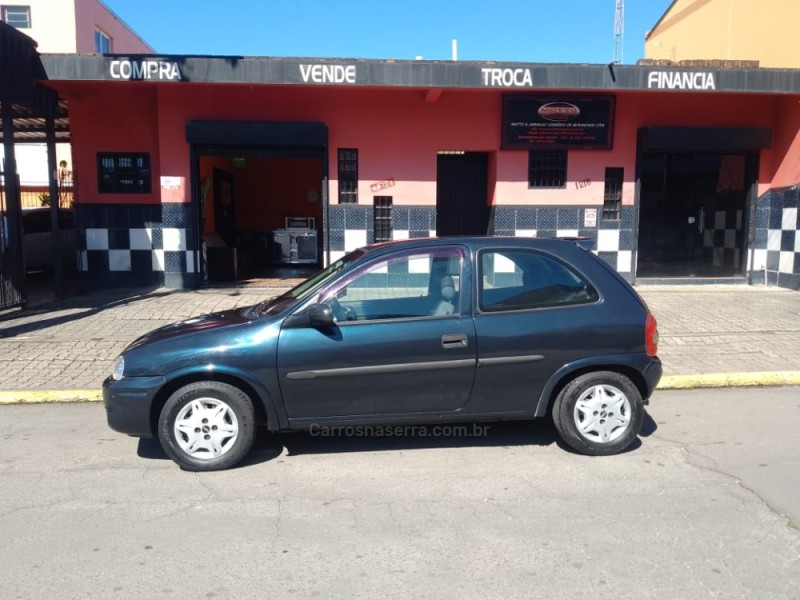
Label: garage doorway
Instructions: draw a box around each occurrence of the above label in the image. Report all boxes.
[188,120,328,286]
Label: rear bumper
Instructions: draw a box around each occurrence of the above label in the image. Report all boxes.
[642,357,663,403]
[103,375,166,437]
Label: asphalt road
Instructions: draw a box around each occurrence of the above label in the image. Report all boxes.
[1,387,798,600]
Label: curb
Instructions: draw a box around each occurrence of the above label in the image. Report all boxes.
[1,372,800,405]
[658,371,800,390]
[0,390,102,405]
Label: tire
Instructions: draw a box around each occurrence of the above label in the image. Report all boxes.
[158,381,257,471]
[552,371,644,456]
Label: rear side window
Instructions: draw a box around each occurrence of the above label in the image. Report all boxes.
[479,249,598,312]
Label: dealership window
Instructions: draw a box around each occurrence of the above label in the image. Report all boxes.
[603,167,623,221]
[528,150,568,189]
[94,28,111,54]
[338,148,358,204]
[479,249,598,312]
[373,196,393,242]
[2,5,31,28]
[97,153,152,194]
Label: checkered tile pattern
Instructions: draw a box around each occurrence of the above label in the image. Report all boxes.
[492,206,635,279]
[703,210,743,270]
[75,203,198,289]
[753,207,800,275]
[327,204,437,265]
[79,227,196,274]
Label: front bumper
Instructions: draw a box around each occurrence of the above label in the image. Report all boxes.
[103,375,166,437]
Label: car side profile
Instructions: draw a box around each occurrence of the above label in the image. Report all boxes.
[103,237,662,471]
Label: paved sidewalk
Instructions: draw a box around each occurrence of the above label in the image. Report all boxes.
[0,284,799,394]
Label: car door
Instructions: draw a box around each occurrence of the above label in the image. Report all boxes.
[469,247,602,414]
[276,245,477,420]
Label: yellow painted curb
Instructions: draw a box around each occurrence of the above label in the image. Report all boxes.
[0,372,798,405]
[658,371,800,390]
[0,390,102,405]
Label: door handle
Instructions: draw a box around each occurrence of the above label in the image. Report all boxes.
[441,333,468,349]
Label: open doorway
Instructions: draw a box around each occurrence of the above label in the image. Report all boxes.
[436,152,491,236]
[637,152,755,278]
[196,151,324,285]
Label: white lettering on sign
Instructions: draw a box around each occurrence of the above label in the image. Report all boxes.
[481,68,533,87]
[647,71,716,90]
[110,60,182,81]
[299,64,357,84]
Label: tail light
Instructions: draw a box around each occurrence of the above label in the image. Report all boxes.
[646,314,659,357]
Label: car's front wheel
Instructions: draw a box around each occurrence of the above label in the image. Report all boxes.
[158,381,256,471]
[552,371,644,456]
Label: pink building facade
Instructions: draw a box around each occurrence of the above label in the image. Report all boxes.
[37,56,800,290]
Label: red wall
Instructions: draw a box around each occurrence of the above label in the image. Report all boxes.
[60,81,798,210]
[772,95,800,187]
[65,82,160,205]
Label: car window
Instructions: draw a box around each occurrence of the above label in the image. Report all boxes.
[322,247,464,322]
[479,249,598,312]
[22,210,51,235]
[20,210,74,234]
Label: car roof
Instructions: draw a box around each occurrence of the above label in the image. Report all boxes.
[362,236,595,255]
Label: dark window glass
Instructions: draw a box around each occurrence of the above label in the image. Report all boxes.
[373,196,393,242]
[3,6,31,28]
[338,148,358,204]
[479,249,598,312]
[94,29,111,54]
[528,150,568,189]
[97,153,151,194]
[603,167,624,221]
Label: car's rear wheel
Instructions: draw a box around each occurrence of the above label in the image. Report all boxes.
[158,381,256,471]
[552,371,644,456]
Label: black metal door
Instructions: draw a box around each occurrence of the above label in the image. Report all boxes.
[436,153,490,237]
[0,167,26,309]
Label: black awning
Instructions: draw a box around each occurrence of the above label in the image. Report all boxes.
[0,21,69,143]
[186,120,327,147]
[638,127,772,152]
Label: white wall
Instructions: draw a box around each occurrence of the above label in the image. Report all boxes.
[15,0,79,53]
[1,144,73,186]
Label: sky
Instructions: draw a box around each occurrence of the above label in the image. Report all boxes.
[103,0,674,65]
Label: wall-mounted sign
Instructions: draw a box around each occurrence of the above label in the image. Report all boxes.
[647,71,716,91]
[299,63,357,84]
[109,60,182,80]
[502,95,615,150]
[370,178,395,193]
[481,68,533,87]
[584,208,597,228]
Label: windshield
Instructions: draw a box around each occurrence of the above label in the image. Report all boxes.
[248,249,366,317]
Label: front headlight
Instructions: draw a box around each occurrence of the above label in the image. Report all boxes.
[111,355,125,381]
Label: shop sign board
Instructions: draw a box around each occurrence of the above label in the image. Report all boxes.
[502,95,615,150]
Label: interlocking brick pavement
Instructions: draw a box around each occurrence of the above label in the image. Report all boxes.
[0,284,798,391]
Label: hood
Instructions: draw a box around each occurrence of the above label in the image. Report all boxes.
[124,308,252,352]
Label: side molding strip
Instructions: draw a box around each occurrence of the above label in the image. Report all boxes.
[287,358,476,380]
[478,355,545,367]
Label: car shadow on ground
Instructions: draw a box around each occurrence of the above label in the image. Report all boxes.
[137,410,658,469]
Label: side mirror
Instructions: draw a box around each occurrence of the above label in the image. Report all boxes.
[307,303,335,327]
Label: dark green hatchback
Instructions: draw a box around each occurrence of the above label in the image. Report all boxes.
[104,237,662,471]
